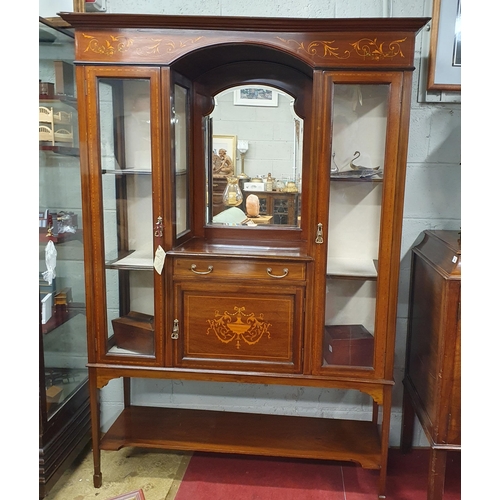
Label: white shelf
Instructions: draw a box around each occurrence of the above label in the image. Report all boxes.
[107,249,153,269]
[326,258,378,278]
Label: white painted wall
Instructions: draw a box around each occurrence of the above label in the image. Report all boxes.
[95,0,461,448]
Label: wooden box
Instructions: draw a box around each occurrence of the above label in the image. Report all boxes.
[323,324,374,367]
[46,385,63,410]
[112,311,154,355]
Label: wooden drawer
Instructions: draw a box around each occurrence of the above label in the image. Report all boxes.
[173,257,306,281]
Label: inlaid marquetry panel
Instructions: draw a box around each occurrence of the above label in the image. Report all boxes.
[75,30,416,68]
[173,282,304,373]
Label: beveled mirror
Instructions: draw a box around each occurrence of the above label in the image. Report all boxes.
[206,84,303,228]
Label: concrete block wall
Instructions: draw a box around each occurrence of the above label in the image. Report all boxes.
[96,0,461,447]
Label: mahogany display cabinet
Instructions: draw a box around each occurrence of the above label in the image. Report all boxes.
[59,12,429,498]
[39,18,90,498]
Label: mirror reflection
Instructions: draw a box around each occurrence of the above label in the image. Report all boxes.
[208,85,303,228]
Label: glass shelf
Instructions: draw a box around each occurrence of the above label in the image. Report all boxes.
[102,169,152,175]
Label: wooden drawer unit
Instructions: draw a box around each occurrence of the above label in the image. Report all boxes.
[173,257,306,282]
[172,280,305,373]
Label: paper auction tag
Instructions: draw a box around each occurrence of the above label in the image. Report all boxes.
[154,245,166,274]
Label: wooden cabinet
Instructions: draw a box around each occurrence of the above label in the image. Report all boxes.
[172,252,307,373]
[401,230,461,500]
[39,19,90,498]
[242,190,299,225]
[61,12,429,499]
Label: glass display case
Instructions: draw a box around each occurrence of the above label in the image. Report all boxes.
[39,18,90,498]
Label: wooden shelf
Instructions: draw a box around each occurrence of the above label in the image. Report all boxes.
[101,406,382,469]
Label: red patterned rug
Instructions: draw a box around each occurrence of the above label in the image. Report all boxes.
[175,448,460,499]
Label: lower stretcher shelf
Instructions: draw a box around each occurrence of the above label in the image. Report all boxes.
[100,406,382,469]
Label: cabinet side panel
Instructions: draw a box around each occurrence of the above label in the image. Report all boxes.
[407,255,443,433]
[444,283,461,445]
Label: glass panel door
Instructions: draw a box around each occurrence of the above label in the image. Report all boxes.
[97,76,157,358]
[39,21,88,418]
[323,82,389,370]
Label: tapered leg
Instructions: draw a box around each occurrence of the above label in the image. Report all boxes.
[372,401,379,424]
[427,449,447,500]
[123,377,131,408]
[89,368,102,488]
[378,385,392,499]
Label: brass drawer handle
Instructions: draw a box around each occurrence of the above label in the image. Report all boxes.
[190,264,214,275]
[266,267,289,279]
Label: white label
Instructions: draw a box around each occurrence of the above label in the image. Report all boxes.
[154,245,166,275]
[452,255,458,263]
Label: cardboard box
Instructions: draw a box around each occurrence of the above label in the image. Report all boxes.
[112,311,154,355]
[46,385,63,403]
[323,324,373,367]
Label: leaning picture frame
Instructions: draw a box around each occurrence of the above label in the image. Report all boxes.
[427,0,461,91]
[234,86,279,107]
[106,490,146,500]
[213,135,237,175]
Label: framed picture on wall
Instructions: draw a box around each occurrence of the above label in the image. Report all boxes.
[234,86,279,107]
[427,0,461,91]
[213,135,237,175]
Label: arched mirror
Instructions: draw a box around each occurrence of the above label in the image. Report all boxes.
[206,84,303,228]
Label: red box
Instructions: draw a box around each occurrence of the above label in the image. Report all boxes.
[323,324,373,367]
[112,311,154,355]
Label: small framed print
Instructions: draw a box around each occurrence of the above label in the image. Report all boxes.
[234,86,279,107]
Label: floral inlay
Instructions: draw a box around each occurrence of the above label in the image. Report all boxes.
[277,36,408,61]
[81,33,204,56]
[207,306,271,349]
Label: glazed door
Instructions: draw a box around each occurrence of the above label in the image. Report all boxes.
[81,67,166,365]
[312,72,405,379]
[39,21,89,422]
